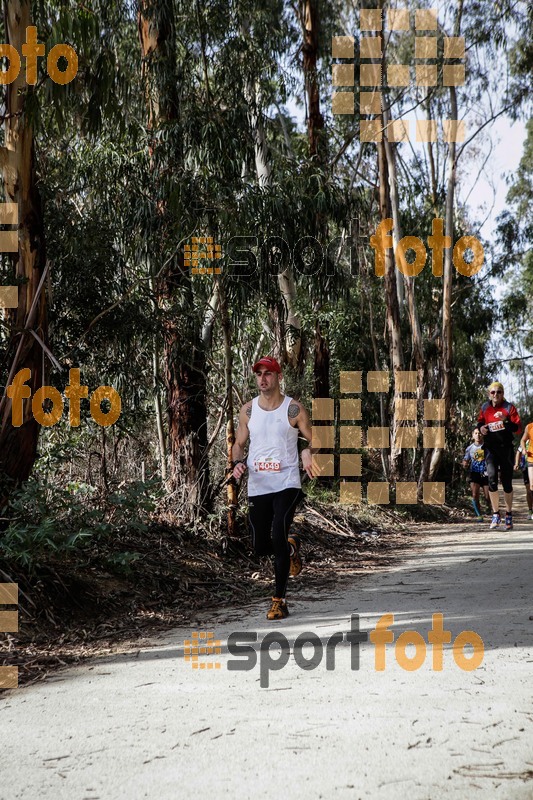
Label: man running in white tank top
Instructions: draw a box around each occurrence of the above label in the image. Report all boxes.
[232,356,316,620]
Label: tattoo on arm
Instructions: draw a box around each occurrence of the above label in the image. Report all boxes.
[245,405,252,418]
[288,403,300,420]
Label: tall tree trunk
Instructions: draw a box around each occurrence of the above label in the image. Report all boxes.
[428,89,456,481]
[382,105,404,312]
[152,328,167,481]
[313,317,330,398]
[138,0,210,515]
[416,101,440,488]
[428,0,464,481]
[0,0,47,489]
[383,116,426,482]
[149,271,167,480]
[218,281,238,537]
[301,0,324,158]
[242,19,302,370]
[300,0,330,393]
[362,252,389,479]
[377,134,404,482]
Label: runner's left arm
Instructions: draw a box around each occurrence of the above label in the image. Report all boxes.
[506,404,522,437]
[518,428,529,456]
[292,403,318,479]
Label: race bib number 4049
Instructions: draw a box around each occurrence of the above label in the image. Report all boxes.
[253,459,281,472]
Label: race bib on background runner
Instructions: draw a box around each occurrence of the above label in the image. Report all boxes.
[488,421,505,432]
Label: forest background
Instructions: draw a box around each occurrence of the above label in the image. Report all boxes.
[0,0,531,640]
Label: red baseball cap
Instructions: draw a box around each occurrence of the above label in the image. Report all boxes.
[252,356,282,374]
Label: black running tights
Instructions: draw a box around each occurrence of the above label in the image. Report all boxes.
[248,488,303,598]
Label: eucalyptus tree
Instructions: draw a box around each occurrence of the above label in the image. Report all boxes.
[0,0,137,495]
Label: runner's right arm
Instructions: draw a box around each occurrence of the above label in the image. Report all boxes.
[232,402,251,479]
[518,428,530,458]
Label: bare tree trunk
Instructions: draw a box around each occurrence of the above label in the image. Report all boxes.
[300,0,324,158]
[277,269,302,369]
[382,105,404,312]
[149,272,167,480]
[416,103,440,488]
[383,114,426,453]
[428,0,464,480]
[374,8,403,481]
[138,0,210,515]
[152,328,167,481]
[362,247,389,479]
[218,281,238,537]
[243,19,302,369]
[299,0,330,391]
[0,0,47,489]
[313,317,330,398]
[377,135,404,482]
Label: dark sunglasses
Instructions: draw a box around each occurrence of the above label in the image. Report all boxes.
[490,390,503,395]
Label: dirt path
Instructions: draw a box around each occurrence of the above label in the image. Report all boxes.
[1,486,532,799]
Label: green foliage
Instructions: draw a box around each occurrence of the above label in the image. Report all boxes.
[0,477,161,573]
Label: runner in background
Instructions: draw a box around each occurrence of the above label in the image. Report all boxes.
[476,381,522,530]
[516,419,533,519]
[514,445,533,520]
[462,429,490,518]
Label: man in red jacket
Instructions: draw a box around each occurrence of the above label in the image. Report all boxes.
[476,381,522,530]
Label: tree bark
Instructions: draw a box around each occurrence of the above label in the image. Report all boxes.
[428,0,464,480]
[377,133,404,482]
[313,317,330,398]
[0,0,47,490]
[138,0,210,515]
[300,0,330,392]
[218,281,238,537]
[382,113,426,482]
[242,17,302,370]
[300,0,324,158]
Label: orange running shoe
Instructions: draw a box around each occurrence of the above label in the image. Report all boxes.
[266,597,289,620]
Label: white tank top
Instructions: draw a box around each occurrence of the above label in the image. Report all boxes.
[247,395,301,496]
